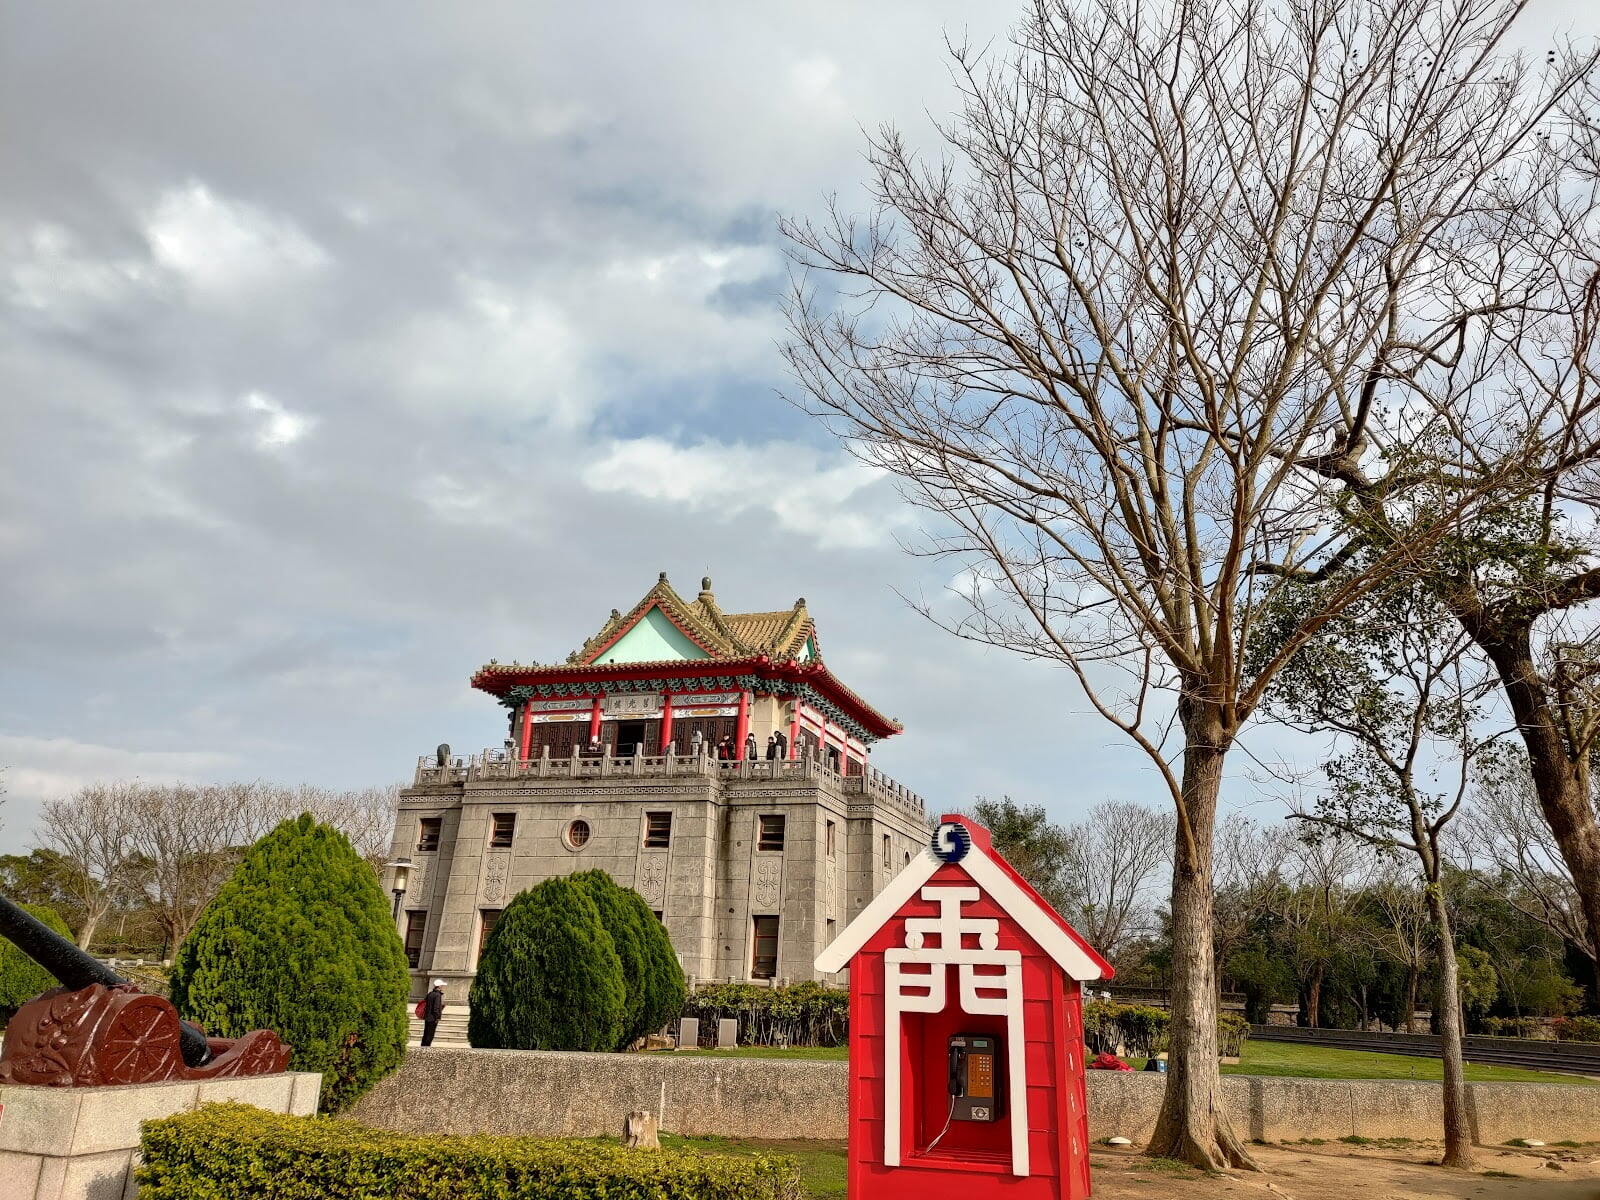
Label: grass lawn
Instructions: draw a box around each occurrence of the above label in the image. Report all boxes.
[670,1039,1594,1085]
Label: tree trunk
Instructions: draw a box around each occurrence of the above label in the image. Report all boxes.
[1471,623,1600,990]
[75,909,101,952]
[1148,730,1257,1170]
[1306,966,1323,1029]
[1427,887,1474,1169]
[1402,965,1419,1034]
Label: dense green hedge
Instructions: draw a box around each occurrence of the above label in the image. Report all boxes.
[570,871,686,1048]
[469,877,626,1051]
[0,904,72,1020]
[1082,1000,1250,1058]
[137,1104,802,1200]
[682,982,848,1047]
[169,814,409,1114]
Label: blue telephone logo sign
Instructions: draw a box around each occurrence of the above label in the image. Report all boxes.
[931,821,972,863]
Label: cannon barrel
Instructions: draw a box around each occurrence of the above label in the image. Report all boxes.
[0,892,213,1067]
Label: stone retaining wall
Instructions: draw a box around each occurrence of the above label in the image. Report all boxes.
[351,1047,1600,1147]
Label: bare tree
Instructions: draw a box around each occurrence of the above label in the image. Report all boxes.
[1059,801,1172,959]
[1370,871,1432,1033]
[1461,761,1593,970]
[1269,833,1379,1029]
[782,0,1588,1167]
[38,782,141,949]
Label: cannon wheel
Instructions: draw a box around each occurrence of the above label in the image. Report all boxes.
[98,992,184,1084]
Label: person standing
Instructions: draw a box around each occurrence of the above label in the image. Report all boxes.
[774,729,789,759]
[690,728,704,757]
[765,734,779,760]
[420,980,446,1047]
[745,732,758,761]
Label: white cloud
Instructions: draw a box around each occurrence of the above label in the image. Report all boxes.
[582,436,906,549]
[243,391,314,449]
[4,224,154,324]
[144,182,328,294]
[0,733,233,808]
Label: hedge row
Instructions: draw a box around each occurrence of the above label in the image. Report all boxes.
[137,1105,803,1200]
[681,981,849,1047]
[1082,1000,1250,1058]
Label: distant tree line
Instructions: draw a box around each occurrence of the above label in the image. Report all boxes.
[1,780,397,958]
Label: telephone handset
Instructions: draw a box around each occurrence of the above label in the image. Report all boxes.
[947,1034,1002,1123]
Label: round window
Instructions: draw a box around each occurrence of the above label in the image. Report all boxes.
[564,819,592,851]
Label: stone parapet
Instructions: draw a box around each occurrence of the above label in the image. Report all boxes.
[0,1072,320,1200]
[350,1047,1600,1148]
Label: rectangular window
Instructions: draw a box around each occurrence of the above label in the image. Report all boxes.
[758,814,786,852]
[417,817,442,853]
[489,812,516,848]
[403,910,427,968]
[751,915,779,980]
[652,909,664,922]
[477,909,502,963]
[825,820,836,859]
[644,811,673,849]
[883,834,891,867]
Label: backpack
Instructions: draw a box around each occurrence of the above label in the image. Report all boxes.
[414,998,427,1019]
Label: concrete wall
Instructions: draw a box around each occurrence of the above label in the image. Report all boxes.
[351,1047,1600,1147]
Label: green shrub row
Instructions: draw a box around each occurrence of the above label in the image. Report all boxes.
[681,981,849,1047]
[1082,1000,1250,1057]
[137,1104,802,1200]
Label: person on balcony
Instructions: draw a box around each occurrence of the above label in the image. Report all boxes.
[765,734,779,760]
[745,732,758,761]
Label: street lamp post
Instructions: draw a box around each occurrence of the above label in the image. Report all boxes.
[384,858,413,922]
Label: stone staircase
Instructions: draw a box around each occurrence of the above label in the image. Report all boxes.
[407,1004,471,1047]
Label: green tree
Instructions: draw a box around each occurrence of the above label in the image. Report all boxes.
[168,814,409,1114]
[0,903,72,1020]
[1456,946,1499,1021]
[625,887,686,1040]
[571,870,650,1049]
[469,877,625,1052]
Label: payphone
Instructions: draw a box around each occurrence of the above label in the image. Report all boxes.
[947,1033,1002,1122]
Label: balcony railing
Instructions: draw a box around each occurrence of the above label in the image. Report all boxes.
[411,746,928,817]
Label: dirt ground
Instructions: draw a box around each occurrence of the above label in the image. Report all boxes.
[1091,1140,1600,1200]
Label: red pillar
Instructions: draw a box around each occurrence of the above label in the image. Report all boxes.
[734,690,751,760]
[518,701,533,760]
[660,692,674,753]
[787,703,800,760]
[589,696,603,745]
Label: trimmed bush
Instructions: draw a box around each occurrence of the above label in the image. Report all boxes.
[469,877,625,1051]
[168,814,409,1114]
[137,1104,803,1200]
[571,871,650,1049]
[0,903,72,1020]
[1082,999,1250,1058]
[619,885,686,1042]
[682,981,848,1047]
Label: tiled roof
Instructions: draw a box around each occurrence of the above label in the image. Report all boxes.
[469,574,900,738]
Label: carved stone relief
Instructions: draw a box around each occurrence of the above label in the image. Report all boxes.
[481,854,510,905]
[636,853,668,906]
[752,858,783,910]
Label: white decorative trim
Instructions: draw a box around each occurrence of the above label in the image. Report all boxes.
[814,843,1107,981]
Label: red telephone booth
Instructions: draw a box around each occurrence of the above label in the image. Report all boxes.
[816,814,1113,1199]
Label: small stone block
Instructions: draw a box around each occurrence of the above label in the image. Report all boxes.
[36,1148,132,1200]
[71,1081,199,1156]
[677,1018,699,1050]
[0,1087,84,1155]
[287,1073,322,1117]
[194,1073,294,1113]
[0,1150,43,1199]
[717,1018,738,1049]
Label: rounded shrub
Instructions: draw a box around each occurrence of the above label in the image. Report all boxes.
[168,813,409,1114]
[620,886,686,1040]
[0,903,73,1020]
[570,870,649,1049]
[468,877,625,1051]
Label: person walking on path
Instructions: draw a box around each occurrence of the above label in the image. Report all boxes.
[420,980,446,1047]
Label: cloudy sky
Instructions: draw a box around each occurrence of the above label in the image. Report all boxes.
[1,1,1591,852]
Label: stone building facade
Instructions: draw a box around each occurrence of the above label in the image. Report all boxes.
[386,574,932,1002]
